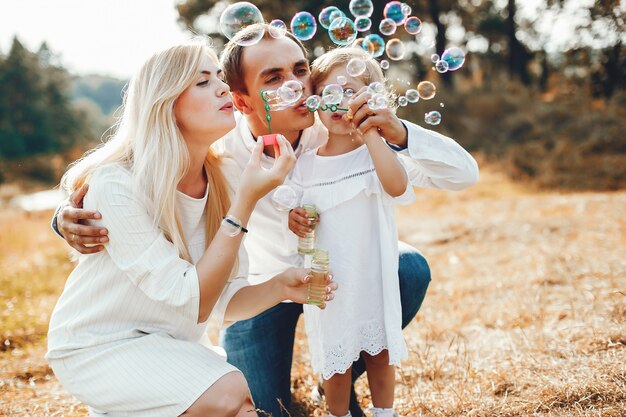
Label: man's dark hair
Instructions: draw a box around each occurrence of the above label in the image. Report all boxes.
[220,23,309,94]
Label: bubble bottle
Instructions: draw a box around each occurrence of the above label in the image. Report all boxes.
[305,249,329,306]
[297,204,318,255]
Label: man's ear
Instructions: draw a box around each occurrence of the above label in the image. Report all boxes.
[232,92,254,115]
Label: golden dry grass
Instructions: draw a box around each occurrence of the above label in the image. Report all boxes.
[1,164,624,416]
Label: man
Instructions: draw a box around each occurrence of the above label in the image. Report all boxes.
[54,24,478,417]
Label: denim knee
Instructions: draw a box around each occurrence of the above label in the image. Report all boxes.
[398,242,431,328]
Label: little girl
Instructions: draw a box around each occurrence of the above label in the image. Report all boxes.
[288,47,414,417]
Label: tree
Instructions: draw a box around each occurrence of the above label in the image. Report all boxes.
[0,37,91,158]
[583,0,625,97]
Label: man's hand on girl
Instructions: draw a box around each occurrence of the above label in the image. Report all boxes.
[58,183,108,254]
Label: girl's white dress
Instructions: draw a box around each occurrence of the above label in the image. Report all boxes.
[291,145,415,379]
[46,162,249,417]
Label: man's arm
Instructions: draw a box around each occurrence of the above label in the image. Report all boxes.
[52,183,109,254]
[347,87,479,191]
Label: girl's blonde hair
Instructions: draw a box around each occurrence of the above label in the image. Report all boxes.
[61,41,230,262]
[310,47,386,92]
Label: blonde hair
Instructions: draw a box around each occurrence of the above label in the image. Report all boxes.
[311,47,386,92]
[61,41,231,262]
[312,48,397,112]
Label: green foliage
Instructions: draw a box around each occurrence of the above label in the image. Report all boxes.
[0,37,93,159]
[398,85,626,190]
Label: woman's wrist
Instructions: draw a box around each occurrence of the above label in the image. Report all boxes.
[229,193,257,218]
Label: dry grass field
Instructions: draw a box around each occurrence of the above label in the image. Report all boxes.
[1,163,624,416]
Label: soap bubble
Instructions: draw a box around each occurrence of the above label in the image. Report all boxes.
[424,111,442,125]
[352,38,365,49]
[383,1,407,25]
[355,16,372,32]
[367,93,388,110]
[269,19,287,38]
[401,3,412,16]
[349,0,374,17]
[404,16,422,35]
[430,53,440,63]
[219,2,265,45]
[417,81,436,100]
[367,81,385,94]
[322,84,344,105]
[441,46,466,71]
[344,88,355,98]
[330,9,345,24]
[380,59,390,70]
[318,7,341,29]
[362,34,385,58]
[271,185,298,211]
[291,12,317,41]
[385,39,406,61]
[346,57,367,76]
[440,102,445,107]
[276,80,304,105]
[337,75,347,85]
[305,95,322,111]
[435,59,449,73]
[406,89,419,103]
[328,17,357,46]
[379,18,397,36]
[398,96,408,107]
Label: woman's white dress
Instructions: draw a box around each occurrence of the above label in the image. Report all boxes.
[291,145,415,380]
[46,162,249,417]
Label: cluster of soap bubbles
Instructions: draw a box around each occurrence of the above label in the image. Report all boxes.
[388,81,440,124]
[219,1,468,130]
[430,47,466,73]
[365,82,388,110]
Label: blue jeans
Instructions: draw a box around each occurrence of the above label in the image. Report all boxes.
[220,242,431,417]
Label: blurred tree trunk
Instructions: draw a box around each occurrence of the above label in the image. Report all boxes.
[603,41,623,97]
[506,0,530,85]
[428,0,451,86]
[539,49,549,92]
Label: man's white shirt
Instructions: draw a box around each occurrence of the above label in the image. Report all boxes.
[214,112,479,285]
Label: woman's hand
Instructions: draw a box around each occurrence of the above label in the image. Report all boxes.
[278,267,337,309]
[238,134,296,205]
[288,207,318,238]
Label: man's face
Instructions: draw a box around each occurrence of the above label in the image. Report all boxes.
[236,37,315,138]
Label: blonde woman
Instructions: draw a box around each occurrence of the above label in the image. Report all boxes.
[46,41,337,417]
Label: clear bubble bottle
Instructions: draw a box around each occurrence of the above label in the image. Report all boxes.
[297,204,318,255]
[305,249,329,307]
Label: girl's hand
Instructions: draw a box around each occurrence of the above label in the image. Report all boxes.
[348,86,407,146]
[288,207,317,238]
[278,267,337,309]
[238,134,296,203]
